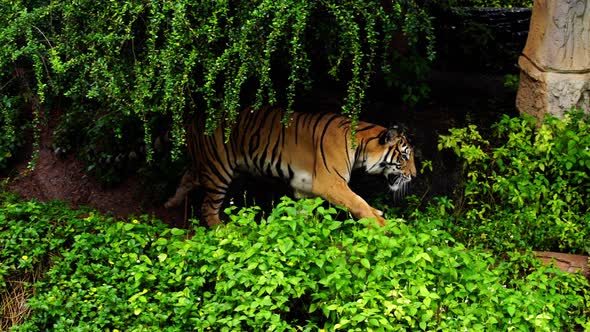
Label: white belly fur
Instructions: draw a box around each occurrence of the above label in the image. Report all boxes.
[290,170,313,196]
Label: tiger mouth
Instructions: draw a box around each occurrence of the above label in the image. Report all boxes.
[387,174,411,192]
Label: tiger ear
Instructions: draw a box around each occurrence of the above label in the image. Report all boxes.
[379,126,400,145]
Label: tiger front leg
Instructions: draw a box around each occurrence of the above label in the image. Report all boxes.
[314,181,386,226]
[372,207,384,217]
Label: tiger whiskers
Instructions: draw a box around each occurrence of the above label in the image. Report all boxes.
[390,176,410,201]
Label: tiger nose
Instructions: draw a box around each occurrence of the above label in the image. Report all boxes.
[409,163,417,177]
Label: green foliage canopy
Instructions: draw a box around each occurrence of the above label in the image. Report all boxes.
[0,0,434,163]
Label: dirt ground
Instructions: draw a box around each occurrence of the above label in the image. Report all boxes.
[4,126,186,227]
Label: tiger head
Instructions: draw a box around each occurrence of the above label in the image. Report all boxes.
[364,126,416,194]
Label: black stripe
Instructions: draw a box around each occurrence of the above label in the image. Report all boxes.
[201,171,230,189]
[311,113,326,143]
[202,185,228,196]
[252,154,263,174]
[269,137,282,175]
[224,135,237,170]
[355,124,378,132]
[249,133,260,156]
[203,136,233,182]
[320,114,342,172]
[276,155,285,179]
[333,167,348,182]
[258,135,272,174]
[294,113,301,145]
[337,117,352,128]
[204,197,225,205]
[303,112,315,129]
[281,113,288,146]
[365,135,381,145]
[344,128,351,173]
[354,139,364,163]
[382,146,395,163]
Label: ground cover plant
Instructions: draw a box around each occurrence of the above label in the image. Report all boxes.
[1,192,588,331]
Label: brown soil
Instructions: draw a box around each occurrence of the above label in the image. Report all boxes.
[4,126,185,227]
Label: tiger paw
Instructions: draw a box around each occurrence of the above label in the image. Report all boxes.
[372,208,383,217]
[205,216,223,229]
[164,198,180,209]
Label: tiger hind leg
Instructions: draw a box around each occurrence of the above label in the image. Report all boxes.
[198,168,235,228]
[200,189,227,227]
[165,170,199,208]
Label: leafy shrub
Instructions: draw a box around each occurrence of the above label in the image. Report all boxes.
[51,107,151,185]
[438,110,590,254]
[0,96,26,172]
[1,195,588,331]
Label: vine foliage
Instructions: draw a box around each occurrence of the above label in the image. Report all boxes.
[0,1,434,164]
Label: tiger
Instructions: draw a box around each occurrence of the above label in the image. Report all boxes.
[165,106,416,227]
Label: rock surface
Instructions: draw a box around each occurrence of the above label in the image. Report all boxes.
[517,0,590,118]
[535,251,589,279]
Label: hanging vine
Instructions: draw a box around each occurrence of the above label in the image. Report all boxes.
[0,0,435,166]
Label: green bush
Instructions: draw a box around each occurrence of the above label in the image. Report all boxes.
[1,195,588,331]
[438,110,590,254]
[0,96,26,172]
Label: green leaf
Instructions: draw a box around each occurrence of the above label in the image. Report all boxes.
[171,228,185,236]
[334,319,350,329]
[360,258,371,269]
[506,305,516,317]
[316,258,325,268]
[278,238,294,255]
[419,285,429,297]
[326,304,340,311]
[309,302,319,313]
[419,320,427,330]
